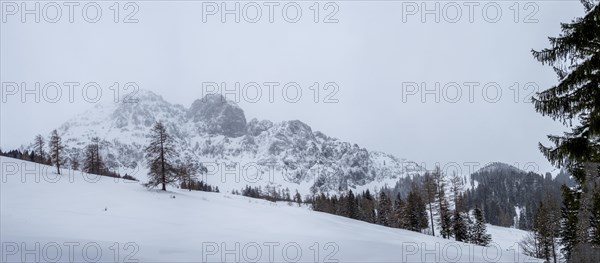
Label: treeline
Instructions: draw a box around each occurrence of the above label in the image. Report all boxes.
[312,167,492,246]
[180,180,219,193]
[2,122,221,193]
[463,164,565,229]
[0,131,137,181]
[232,185,303,206]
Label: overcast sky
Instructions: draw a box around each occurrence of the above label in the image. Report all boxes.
[1,1,586,175]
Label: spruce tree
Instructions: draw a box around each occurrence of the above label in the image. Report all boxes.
[313,193,328,212]
[336,194,347,216]
[393,193,407,229]
[531,0,600,176]
[451,173,468,241]
[404,183,429,232]
[347,189,358,219]
[48,129,64,175]
[360,189,376,223]
[532,0,600,259]
[453,209,468,242]
[377,191,392,226]
[145,121,177,191]
[560,185,580,259]
[331,195,339,215]
[471,208,492,246]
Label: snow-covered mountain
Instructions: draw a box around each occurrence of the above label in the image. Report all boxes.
[49,90,423,195]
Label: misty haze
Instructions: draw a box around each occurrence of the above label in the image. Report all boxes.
[1,1,599,262]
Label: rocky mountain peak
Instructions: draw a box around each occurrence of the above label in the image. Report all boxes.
[37,89,419,195]
[187,94,247,137]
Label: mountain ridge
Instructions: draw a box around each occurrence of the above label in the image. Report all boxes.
[30,89,424,195]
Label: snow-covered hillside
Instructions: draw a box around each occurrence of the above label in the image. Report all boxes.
[1,157,539,262]
[29,90,424,196]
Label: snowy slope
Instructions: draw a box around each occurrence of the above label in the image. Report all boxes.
[1,157,540,262]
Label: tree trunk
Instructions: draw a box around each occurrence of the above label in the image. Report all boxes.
[160,131,166,191]
[94,144,100,175]
[55,148,61,175]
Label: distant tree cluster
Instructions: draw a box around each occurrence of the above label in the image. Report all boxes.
[463,166,564,229]
[78,136,136,180]
[312,167,491,246]
[0,131,137,182]
[1,149,48,164]
[180,180,219,193]
[236,185,303,206]
[1,133,56,167]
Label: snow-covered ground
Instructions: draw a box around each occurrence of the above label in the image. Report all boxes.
[1,157,540,262]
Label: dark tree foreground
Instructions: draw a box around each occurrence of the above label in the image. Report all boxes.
[531,0,600,260]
